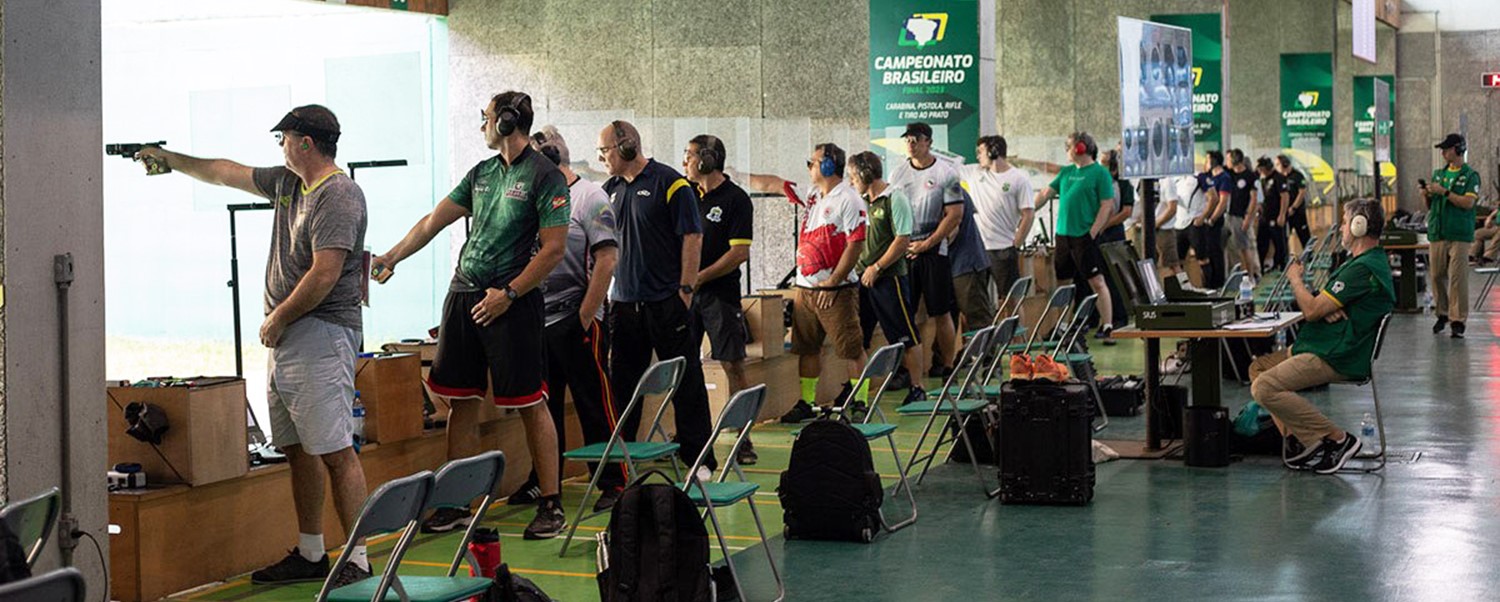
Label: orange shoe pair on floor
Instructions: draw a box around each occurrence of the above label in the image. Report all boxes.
[1009,354,1070,382]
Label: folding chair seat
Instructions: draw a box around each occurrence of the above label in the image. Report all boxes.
[903,326,1011,497]
[317,471,434,602]
[792,343,918,532]
[0,486,60,569]
[559,357,687,556]
[676,385,783,602]
[0,567,85,602]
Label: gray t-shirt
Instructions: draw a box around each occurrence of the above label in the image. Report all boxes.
[252,166,368,331]
[543,176,617,326]
[887,155,965,249]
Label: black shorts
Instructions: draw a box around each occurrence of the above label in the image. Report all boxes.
[860,274,921,349]
[691,289,748,362]
[1054,235,1106,281]
[910,251,956,317]
[428,288,547,408]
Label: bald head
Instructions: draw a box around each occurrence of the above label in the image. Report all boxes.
[598,119,645,178]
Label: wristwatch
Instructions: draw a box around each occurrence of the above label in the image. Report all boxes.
[501,285,519,301]
[679,284,695,295]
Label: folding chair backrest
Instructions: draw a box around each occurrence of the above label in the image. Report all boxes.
[1025,284,1076,353]
[996,276,1034,324]
[689,385,767,482]
[940,326,995,398]
[349,472,433,542]
[0,567,85,602]
[429,451,506,576]
[638,357,689,442]
[987,316,1020,359]
[1371,313,1393,363]
[860,344,904,390]
[1055,294,1098,358]
[0,487,59,568]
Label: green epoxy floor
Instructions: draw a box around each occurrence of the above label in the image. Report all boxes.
[174,280,1500,601]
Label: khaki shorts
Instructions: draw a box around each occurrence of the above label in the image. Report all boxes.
[953,270,996,327]
[791,287,864,360]
[1155,228,1181,268]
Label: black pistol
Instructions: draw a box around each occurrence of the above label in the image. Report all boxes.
[106,141,171,175]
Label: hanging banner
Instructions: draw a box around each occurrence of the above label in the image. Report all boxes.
[869,0,982,162]
[1354,75,1396,181]
[1280,53,1335,187]
[1117,17,1194,178]
[1150,14,1222,148]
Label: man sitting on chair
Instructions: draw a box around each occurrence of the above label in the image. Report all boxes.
[1250,199,1393,475]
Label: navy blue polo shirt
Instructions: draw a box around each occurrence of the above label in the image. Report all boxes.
[604,159,704,302]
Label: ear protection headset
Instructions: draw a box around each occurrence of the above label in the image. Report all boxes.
[819,155,837,177]
[1350,212,1368,238]
[495,93,530,137]
[1071,133,1090,157]
[1348,200,1382,238]
[695,135,723,173]
[982,137,1002,161]
[612,121,638,161]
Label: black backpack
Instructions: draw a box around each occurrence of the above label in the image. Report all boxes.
[487,563,552,602]
[597,471,711,602]
[777,419,883,542]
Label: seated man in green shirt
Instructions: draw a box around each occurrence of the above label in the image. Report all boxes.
[1250,199,1394,475]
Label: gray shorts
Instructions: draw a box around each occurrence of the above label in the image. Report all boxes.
[267,316,360,455]
[1224,215,1255,253]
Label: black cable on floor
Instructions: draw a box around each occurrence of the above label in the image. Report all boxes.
[76,529,108,602]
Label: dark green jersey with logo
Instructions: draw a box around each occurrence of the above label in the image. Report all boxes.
[1291,247,1394,379]
[1426,163,1480,242]
[447,147,571,291]
[858,188,914,278]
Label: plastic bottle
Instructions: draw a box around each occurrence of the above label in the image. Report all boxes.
[351,391,366,444]
[1422,289,1433,314]
[1239,276,1254,304]
[1360,412,1376,443]
[1274,329,1287,351]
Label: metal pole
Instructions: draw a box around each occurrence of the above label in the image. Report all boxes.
[54,254,77,565]
[1141,181,1163,451]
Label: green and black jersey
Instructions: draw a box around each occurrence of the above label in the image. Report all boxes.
[1291,247,1394,379]
[1426,163,1481,243]
[858,188,915,278]
[448,146,571,291]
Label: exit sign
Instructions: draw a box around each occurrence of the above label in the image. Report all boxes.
[1485,73,1500,88]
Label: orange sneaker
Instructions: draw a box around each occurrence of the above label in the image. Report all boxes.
[1009,354,1035,381]
[1032,355,1071,382]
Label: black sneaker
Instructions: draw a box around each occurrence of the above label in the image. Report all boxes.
[420,506,473,534]
[1433,315,1450,334]
[734,438,759,466]
[1095,324,1117,346]
[1310,434,1362,475]
[592,486,623,513]
[250,548,329,584]
[1283,435,1318,470]
[523,499,567,540]
[1451,321,1466,339]
[779,400,817,424]
[508,480,542,506]
[329,561,372,589]
[844,400,869,421]
[902,386,927,407]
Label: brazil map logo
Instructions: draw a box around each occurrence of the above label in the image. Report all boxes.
[899,13,948,48]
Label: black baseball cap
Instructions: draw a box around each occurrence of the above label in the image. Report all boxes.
[269,105,341,144]
[902,122,933,140]
[1435,133,1466,150]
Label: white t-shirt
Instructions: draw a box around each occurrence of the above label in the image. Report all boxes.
[1173,175,1207,230]
[888,155,965,248]
[794,181,867,288]
[1149,179,1180,231]
[964,165,1034,250]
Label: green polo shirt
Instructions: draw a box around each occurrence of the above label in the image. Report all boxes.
[447,147,571,290]
[1048,162,1114,237]
[1291,247,1394,379]
[858,188,914,278]
[1426,163,1481,242]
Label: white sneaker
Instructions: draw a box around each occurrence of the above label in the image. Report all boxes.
[695,466,713,484]
[1161,356,1186,374]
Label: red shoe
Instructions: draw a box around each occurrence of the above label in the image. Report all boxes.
[1009,354,1035,381]
[1032,355,1070,382]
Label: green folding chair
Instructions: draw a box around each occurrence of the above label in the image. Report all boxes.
[1331,313,1393,473]
[559,357,687,557]
[316,471,434,602]
[793,343,919,532]
[1006,284,1076,354]
[946,316,1021,400]
[900,326,1005,497]
[0,567,85,602]
[676,385,783,602]
[0,486,60,569]
[1050,293,1110,433]
[965,275,1033,339]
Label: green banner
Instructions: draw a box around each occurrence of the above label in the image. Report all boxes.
[1354,75,1395,171]
[869,0,982,162]
[1280,54,1334,167]
[1151,14,1221,148]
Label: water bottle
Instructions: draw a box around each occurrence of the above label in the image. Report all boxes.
[1239,276,1254,304]
[1274,329,1287,351]
[351,391,366,444]
[1360,412,1376,443]
[1422,290,1433,314]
